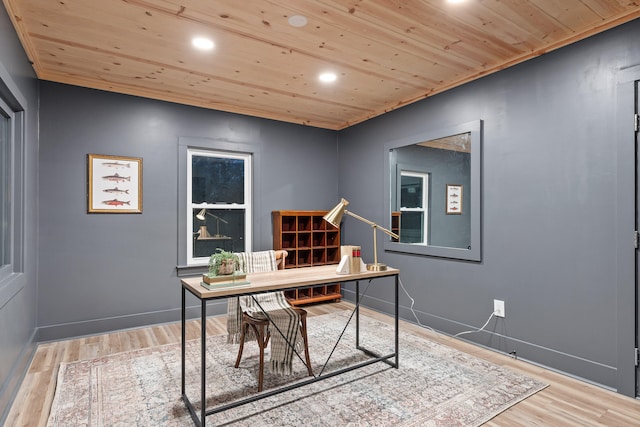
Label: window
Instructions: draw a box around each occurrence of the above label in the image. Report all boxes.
[400,171,429,244]
[0,84,24,284]
[186,148,252,265]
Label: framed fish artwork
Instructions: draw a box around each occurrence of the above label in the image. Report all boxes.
[446,184,462,215]
[87,154,142,213]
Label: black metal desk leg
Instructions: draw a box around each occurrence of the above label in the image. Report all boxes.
[181,288,186,394]
[200,300,206,426]
[395,274,399,368]
[355,280,360,347]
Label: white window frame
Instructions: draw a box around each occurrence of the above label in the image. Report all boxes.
[186,148,252,265]
[400,170,429,245]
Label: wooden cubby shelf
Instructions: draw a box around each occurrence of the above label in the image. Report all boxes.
[283,285,343,305]
[272,210,342,306]
[391,211,401,242]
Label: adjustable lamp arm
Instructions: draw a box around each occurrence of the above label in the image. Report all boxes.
[196,209,230,238]
[323,198,398,271]
[207,213,229,225]
[196,209,229,224]
[344,210,399,240]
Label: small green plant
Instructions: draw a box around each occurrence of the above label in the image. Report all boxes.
[208,248,238,276]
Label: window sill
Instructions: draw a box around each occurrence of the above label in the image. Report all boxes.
[176,264,208,277]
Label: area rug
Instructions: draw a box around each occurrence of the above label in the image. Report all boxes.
[47,311,546,426]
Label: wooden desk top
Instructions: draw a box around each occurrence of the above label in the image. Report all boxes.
[181,264,399,300]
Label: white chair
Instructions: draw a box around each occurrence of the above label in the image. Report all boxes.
[228,250,313,391]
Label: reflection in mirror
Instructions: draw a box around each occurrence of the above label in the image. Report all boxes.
[384,120,481,261]
[395,133,471,248]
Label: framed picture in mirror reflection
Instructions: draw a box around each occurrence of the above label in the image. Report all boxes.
[446,184,462,215]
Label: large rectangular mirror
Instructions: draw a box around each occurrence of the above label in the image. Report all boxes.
[384,120,482,261]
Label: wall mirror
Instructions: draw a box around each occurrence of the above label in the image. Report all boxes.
[384,120,482,261]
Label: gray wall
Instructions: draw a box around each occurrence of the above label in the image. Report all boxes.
[337,19,640,394]
[37,82,337,340]
[0,5,40,422]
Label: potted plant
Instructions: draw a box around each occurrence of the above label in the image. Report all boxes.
[208,248,239,276]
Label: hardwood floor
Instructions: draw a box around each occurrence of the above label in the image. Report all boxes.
[5,302,640,426]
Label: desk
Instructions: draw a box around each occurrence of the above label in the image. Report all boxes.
[181,264,399,426]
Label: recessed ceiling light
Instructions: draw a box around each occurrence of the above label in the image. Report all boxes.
[288,15,308,27]
[319,72,337,83]
[447,0,466,3]
[192,37,214,50]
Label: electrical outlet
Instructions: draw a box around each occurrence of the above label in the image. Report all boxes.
[494,299,505,317]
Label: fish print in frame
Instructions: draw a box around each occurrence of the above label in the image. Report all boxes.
[87,154,142,213]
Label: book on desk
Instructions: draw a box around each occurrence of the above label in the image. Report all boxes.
[201,272,251,290]
[201,281,251,290]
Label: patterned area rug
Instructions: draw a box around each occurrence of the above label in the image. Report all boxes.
[47,311,546,426]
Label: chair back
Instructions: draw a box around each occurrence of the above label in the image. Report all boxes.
[227,250,289,344]
[235,250,278,273]
[235,250,288,273]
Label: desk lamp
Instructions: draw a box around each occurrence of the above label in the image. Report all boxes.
[323,198,399,271]
[196,209,229,238]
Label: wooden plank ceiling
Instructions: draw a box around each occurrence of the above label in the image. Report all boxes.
[4,0,640,130]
